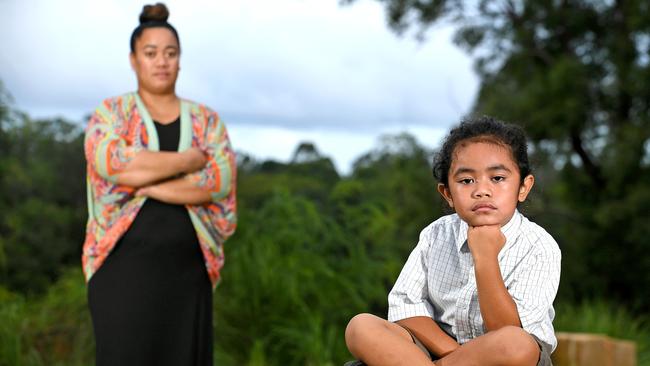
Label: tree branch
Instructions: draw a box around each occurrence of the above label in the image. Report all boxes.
[569,128,605,189]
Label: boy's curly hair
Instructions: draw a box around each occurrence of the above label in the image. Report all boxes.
[433,116,531,186]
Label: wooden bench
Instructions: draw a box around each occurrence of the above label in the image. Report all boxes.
[552,332,637,366]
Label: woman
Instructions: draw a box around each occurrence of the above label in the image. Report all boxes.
[83,3,236,365]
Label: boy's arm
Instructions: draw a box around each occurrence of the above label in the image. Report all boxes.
[396,316,459,357]
[474,255,522,330]
[468,225,522,331]
[501,233,561,347]
[389,225,460,357]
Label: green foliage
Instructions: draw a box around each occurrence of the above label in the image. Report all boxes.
[0,124,444,364]
[0,104,86,294]
[210,135,440,364]
[5,275,649,365]
[360,0,650,313]
[237,145,339,212]
[0,268,94,366]
[4,2,650,352]
[0,287,26,366]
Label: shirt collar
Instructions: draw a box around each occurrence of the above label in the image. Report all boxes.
[455,210,523,253]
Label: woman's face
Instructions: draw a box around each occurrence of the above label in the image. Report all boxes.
[130,27,180,95]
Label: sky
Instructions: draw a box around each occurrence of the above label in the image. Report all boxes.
[0,0,479,174]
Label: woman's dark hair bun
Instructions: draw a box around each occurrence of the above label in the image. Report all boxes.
[130,2,179,53]
[139,3,169,24]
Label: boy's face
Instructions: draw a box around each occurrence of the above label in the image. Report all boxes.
[437,142,534,227]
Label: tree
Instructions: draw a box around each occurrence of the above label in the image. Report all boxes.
[237,142,340,211]
[0,81,11,156]
[0,87,86,294]
[351,133,443,250]
[291,142,321,164]
[346,0,650,311]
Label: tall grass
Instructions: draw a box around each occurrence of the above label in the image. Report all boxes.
[0,268,94,366]
[3,269,650,365]
[0,287,27,366]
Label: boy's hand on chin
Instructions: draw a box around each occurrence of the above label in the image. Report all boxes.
[467,225,506,262]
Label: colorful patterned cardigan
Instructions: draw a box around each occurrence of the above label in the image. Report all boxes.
[83,92,237,287]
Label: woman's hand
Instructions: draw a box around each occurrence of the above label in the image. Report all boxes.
[135,184,156,198]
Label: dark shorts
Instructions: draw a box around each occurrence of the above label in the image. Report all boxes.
[398,325,553,366]
[396,324,436,360]
[531,334,553,366]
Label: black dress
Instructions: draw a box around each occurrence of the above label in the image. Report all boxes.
[88,118,213,366]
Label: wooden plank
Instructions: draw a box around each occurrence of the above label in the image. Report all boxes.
[551,332,637,366]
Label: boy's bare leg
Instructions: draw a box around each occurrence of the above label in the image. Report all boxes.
[346,313,434,366]
[434,326,539,366]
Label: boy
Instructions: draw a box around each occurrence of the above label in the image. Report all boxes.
[345,117,561,366]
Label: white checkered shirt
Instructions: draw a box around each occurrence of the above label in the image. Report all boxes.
[388,210,561,351]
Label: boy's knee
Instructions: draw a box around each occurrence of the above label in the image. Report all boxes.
[345,314,374,341]
[492,326,539,366]
[345,313,383,351]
